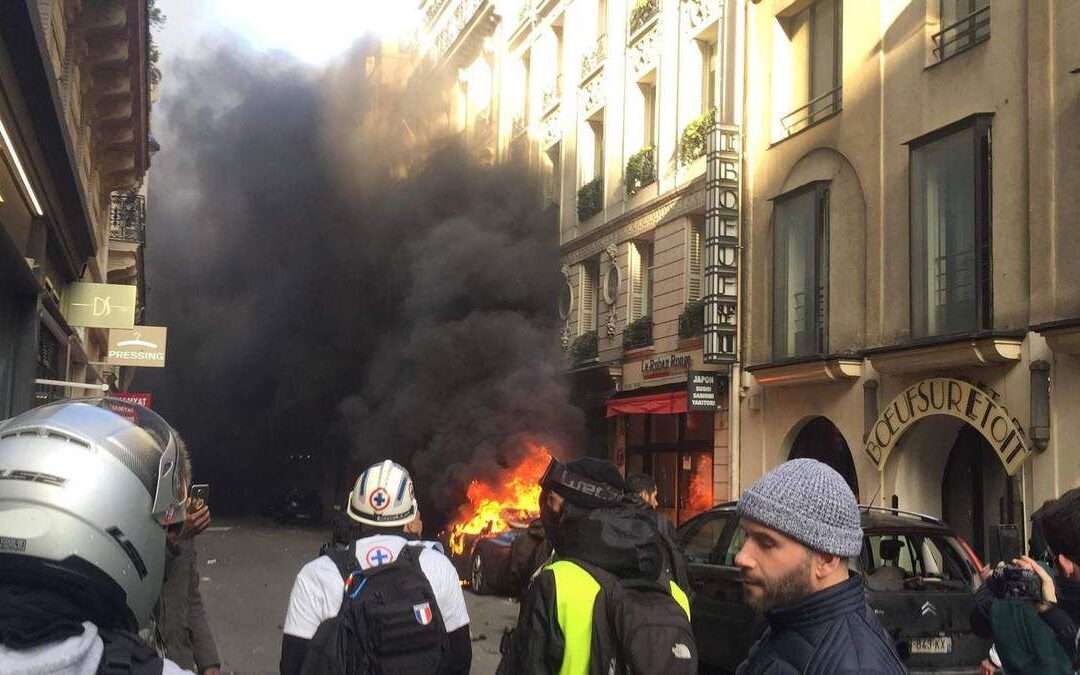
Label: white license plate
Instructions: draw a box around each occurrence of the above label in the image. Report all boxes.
[910,637,953,654]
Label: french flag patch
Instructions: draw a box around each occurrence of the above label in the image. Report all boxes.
[413,602,433,626]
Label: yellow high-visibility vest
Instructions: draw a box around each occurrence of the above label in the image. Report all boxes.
[546,560,691,675]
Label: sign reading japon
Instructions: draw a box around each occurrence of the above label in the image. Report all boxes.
[703,123,740,364]
[64,282,137,329]
[688,371,718,411]
[864,378,1032,476]
[107,327,168,368]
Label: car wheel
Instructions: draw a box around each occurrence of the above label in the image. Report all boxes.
[471,551,486,595]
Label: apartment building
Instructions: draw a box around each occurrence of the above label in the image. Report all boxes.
[740,0,1080,562]
[0,0,153,414]
[418,0,743,524]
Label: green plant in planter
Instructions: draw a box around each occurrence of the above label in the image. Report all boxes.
[679,107,717,165]
[629,0,659,34]
[625,145,656,197]
[569,330,598,367]
[622,315,653,350]
[678,297,706,339]
[577,176,603,222]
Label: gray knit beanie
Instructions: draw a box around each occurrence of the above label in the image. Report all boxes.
[736,458,862,557]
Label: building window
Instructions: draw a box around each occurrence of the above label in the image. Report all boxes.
[625,412,715,525]
[700,39,717,114]
[909,116,992,339]
[781,0,842,135]
[630,239,654,320]
[934,0,990,61]
[772,183,829,359]
[642,82,657,147]
[545,142,562,210]
[580,258,600,333]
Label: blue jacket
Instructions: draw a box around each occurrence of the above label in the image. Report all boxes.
[736,574,906,675]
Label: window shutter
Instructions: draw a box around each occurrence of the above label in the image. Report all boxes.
[579,261,597,333]
[687,222,703,302]
[629,243,645,321]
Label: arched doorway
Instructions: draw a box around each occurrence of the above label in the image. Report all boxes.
[788,417,859,500]
[942,425,1021,564]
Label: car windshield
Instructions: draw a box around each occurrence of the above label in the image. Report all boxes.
[861,532,972,592]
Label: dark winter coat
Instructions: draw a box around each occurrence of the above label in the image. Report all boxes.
[156,539,220,672]
[736,574,906,675]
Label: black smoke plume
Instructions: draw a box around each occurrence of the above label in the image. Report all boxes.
[142,40,583,523]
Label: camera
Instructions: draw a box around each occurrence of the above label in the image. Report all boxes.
[986,564,1043,601]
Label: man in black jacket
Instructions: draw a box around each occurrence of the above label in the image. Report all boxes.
[733,459,906,675]
[971,488,1080,670]
[626,472,691,592]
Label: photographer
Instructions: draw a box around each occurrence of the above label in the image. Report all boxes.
[971,489,1080,673]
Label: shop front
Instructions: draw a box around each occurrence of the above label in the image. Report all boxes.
[606,344,728,525]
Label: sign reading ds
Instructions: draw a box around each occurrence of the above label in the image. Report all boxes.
[65,283,136,329]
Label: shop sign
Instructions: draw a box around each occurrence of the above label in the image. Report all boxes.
[107,327,167,368]
[110,392,152,408]
[688,371,718,411]
[864,378,1032,476]
[64,283,136,329]
[704,123,740,364]
[642,352,694,380]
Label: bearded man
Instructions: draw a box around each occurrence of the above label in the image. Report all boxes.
[733,458,906,674]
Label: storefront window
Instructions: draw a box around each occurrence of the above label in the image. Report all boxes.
[626,410,716,525]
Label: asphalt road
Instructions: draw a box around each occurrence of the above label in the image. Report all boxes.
[192,518,519,674]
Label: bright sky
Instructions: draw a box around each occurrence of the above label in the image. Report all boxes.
[158,0,421,67]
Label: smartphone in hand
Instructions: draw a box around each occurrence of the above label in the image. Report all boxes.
[190,483,209,509]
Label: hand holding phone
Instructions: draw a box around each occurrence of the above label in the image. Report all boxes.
[190,483,209,508]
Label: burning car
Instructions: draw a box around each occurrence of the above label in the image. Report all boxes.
[443,444,550,596]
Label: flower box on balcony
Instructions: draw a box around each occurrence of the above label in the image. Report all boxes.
[623,315,653,351]
[678,297,706,340]
[629,0,659,36]
[577,176,603,222]
[679,107,716,165]
[625,145,656,197]
[569,330,599,368]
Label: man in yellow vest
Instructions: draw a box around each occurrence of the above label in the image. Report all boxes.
[496,458,693,675]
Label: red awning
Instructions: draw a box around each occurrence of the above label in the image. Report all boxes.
[606,390,687,417]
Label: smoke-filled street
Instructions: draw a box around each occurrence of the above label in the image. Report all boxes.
[195,520,516,674]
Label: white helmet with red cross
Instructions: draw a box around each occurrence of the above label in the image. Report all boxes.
[347,459,417,527]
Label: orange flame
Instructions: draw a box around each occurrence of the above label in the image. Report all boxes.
[448,444,550,556]
[686,454,713,513]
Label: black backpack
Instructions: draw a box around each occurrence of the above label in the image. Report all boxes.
[96,628,164,675]
[577,560,699,675]
[300,544,449,675]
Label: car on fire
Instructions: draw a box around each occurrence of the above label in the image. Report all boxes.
[677,503,990,674]
[445,513,539,596]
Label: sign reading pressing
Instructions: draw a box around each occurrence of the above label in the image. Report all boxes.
[65,283,136,329]
[864,378,1032,476]
[107,327,167,368]
[688,371,719,411]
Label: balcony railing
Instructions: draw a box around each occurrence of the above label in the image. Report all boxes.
[629,0,659,36]
[781,86,842,136]
[577,176,603,222]
[512,112,527,137]
[109,191,145,243]
[625,145,656,196]
[932,5,990,61]
[542,74,562,112]
[580,34,606,81]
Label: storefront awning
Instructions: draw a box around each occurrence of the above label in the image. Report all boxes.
[606,390,687,417]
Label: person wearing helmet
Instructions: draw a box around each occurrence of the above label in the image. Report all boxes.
[0,398,195,674]
[280,460,471,675]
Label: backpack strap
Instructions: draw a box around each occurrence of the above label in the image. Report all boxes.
[96,628,164,675]
[325,546,360,582]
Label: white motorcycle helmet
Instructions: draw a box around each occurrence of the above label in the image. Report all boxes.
[0,398,188,630]
[347,459,417,527]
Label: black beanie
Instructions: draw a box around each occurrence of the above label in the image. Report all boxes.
[544,457,626,510]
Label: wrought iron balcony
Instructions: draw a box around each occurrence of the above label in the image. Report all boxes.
[580,34,606,81]
[932,5,990,61]
[542,74,562,112]
[109,191,145,243]
[629,0,659,36]
[781,86,842,136]
[512,112,528,137]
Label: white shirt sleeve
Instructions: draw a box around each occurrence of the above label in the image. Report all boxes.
[283,558,341,639]
[422,550,471,633]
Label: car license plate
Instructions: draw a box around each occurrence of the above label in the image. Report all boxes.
[910,637,952,654]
